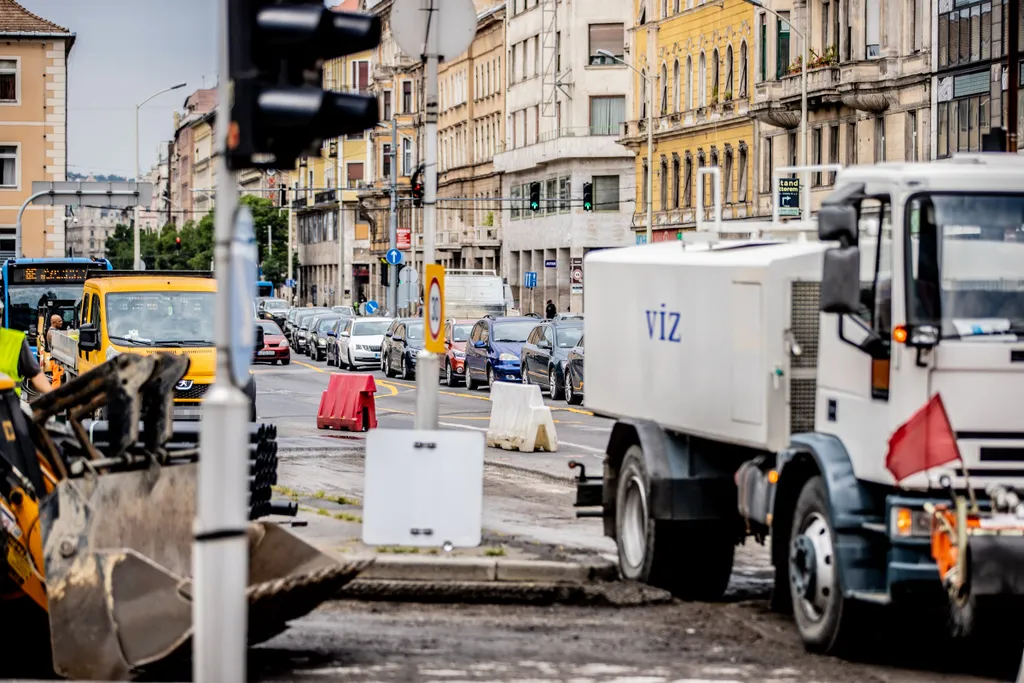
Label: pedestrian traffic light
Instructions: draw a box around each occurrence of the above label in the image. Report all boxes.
[582,182,593,211]
[411,164,424,207]
[227,2,382,170]
[529,182,540,212]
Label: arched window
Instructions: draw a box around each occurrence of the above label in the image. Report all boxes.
[739,42,748,98]
[673,59,681,111]
[685,56,693,109]
[640,69,648,119]
[725,45,734,99]
[698,53,706,107]
[660,63,668,115]
[712,49,720,102]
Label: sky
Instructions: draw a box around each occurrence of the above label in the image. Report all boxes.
[17,0,337,179]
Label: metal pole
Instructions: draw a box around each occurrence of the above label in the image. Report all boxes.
[646,25,655,244]
[338,199,345,306]
[388,118,398,314]
[415,52,441,429]
[1009,0,1020,153]
[134,104,141,270]
[263,173,271,256]
[287,187,294,303]
[15,190,52,258]
[194,0,248,679]
[800,15,809,221]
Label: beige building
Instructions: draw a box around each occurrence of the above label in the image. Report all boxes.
[169,88,216,226]
[434,3,505,273]
[0,0,74,257]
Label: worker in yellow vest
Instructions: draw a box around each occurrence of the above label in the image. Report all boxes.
[0,327,52,397]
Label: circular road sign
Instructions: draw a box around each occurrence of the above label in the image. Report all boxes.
[385,248,404,266]
[399,266,418,284]
[364,300,380,315]
[391,0,476,62]
[427,277,442,342]
[571,267,583,282]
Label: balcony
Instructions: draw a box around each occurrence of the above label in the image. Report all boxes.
[837,53,930,113]
[314,189,337,205]
[493,126,630,174]
[752,66,842,128]
[622,99,753,143]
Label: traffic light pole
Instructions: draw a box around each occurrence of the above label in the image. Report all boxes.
[415,53,441,430]
[194,1,249,680]
[388,118,398,314]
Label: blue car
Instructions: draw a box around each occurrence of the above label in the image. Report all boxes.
[464,315,541,390]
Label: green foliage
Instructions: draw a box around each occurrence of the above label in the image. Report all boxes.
[103,195,296,281]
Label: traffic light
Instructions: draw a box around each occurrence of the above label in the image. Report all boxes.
[379,257,389,286]
[529,182,541,212]
[227,2,382,170]
[411,164,424,207]
[175,236,182,250]
[582,182,593,211]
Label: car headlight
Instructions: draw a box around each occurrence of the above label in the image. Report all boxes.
[498,352,518,362]
[318,338,327,346]
[106,345,121,361]
[279,339,289,348]
[453,350,465,359]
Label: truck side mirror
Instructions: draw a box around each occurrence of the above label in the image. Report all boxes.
[817,203,859,244]
[820,246,861,315]
[79,323,100,352]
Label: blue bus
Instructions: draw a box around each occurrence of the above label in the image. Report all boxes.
[0,257,113,352]
[257,280,274,297]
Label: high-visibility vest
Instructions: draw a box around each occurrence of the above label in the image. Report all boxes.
[0,328,25,396]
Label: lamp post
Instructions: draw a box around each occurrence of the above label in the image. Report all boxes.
[135,82,187,270]
[597,48,654,244]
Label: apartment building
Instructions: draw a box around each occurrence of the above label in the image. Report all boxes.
[751,0,931,214]
[139,149,170,232]
[168,88,216,226]
[65,204,119,260]
[0,1,74,257]
[933,0,1022,157]
[496,0,635,313]
[622,0,757,244]
[434,3,506,273]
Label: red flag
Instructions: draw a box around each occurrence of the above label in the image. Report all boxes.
[885,394,962,483]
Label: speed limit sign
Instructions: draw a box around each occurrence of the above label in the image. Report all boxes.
[424,264,445,354]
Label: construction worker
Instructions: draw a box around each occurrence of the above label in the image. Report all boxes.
[0,326,52,396]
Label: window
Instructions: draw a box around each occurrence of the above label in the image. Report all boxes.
[640,70,648,119]
[723,146,734,204]
[683,153,693,208]
[905,111,918,162]
[874,116,885,162]
[737,142,748,202]
[725,46,733,99]
[787,131,797,172]
[660,156,668,210]
[828,124,840,184]
[511,184,521,219]
[535,36,540,77]
[0,145,16,187]
[382,143,392,179]
[712,49,720,101]
[382,90,392,120]
[660,64,668,115]
[673,60,680,111]
[762,136,773,193]
[559,176,570,212]
[937,1,992,69]
[545,178,557,215]
[351,60,369,93]
[347,162,364,187]
[641,160,649,213]
[509,48,516,84]
[402,138,413,175]
[671,154,680,209]
[865,0,880,57]
[935,85,991,159]
[589,24,624,64]
[776,15,791,79]
[847,121,857,165]
[593,175,620,212]
[0,60,16,102]
[812,128,823,185]
[685,56,693,109]
[402,81,413,113]
[759,13,768,82]
[698,52,707,106]
[739,42,748,97]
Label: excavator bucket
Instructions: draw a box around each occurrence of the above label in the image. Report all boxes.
[27,354,369,680]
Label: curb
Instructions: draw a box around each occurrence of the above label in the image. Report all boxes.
[358,555,619,583]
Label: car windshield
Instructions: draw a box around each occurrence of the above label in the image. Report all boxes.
[906,193,1024,339]
[259,320,283,335]
[556,326,583,348]
[406,323,424,340]
[263,300,288,311]
[352,320,392,336]
[318,318,340,332]
[452,324,473,342]
[333,306,354,315]
[5,284,83,337]
[493,321,536,342]
[106,291,214,346]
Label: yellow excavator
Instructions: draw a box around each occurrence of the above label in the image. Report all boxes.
[1,352,367,680]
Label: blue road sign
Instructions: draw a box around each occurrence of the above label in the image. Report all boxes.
[285,278,296,288]
[524,271,538,289]
[365,300,380,314]
[385,249,404,266]
[544,259,556,268]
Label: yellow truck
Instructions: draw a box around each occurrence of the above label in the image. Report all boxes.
[48,271,257,420]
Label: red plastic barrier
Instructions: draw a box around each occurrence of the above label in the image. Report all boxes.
[316,373,378,432]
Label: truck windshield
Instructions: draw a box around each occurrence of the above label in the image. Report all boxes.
[906,193,1024,339]
[6,284,82,336]
[106,291,215,346]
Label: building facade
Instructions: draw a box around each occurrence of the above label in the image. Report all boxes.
[495,0,635,313]
[139,148,170,232]
[751,0,931,214]
[434,3,505,274]
[65,203,119,260]
[623,0,758,244]
[0,0,74,257]
[168,88,216,226]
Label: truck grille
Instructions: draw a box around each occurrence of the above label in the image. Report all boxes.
[789,281,820,436]
[175,383,210,400]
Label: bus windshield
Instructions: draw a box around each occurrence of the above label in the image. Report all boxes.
[105,291,215,346]
[6,284,83,336]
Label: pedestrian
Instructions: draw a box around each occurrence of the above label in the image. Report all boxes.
[46,314,63,351]
[0,323,52,396]
[545,300,556,319]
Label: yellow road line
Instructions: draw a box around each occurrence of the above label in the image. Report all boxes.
[294,360,329,374]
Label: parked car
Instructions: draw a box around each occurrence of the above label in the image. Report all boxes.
[563,335,584,405]
[284,307,303,340]
[337,317,393,369]
[305,312,339,357]
[309,315,341,362]
[520,318,583,399]
[332,305,356,317]
[381,317,418,373]
[383,319,425,379]
[439,318,476,387]
[254,319,290,365]
[325,317,349,366]
[464,316,538,390]
[293,308,329,354]
[258,298,290,326]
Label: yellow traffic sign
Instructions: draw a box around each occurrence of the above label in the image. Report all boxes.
[424,264,445,354]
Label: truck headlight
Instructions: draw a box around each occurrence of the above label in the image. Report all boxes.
[891,507,932,538]
[498,352,518,362]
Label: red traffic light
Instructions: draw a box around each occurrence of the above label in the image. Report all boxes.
[175,236,182,249]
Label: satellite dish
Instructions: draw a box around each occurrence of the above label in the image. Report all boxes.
[391,0,476,63]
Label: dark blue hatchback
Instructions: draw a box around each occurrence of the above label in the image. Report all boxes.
[464,316,540,390]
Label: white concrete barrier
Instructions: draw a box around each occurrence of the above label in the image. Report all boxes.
[486,382,558,453]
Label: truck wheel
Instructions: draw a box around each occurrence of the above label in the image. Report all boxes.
[789,476,860,654]
[615,445,734,600]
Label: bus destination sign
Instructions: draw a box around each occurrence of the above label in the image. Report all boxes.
[8,265,94,284]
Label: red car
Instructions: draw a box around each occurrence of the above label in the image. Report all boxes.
[440,318,476,386]
[254,320,290,365]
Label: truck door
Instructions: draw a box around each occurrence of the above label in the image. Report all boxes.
[83,293,103,373]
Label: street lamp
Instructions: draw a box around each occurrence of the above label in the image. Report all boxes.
[597,48,654,244]
[135,82,187,270]
[743,0,807,193]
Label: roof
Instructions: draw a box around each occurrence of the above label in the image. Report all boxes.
[86,276,217,293]
[0,0,74,50]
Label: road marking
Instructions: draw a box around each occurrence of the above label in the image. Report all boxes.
[294,360,329,374]
[291,361,400,398]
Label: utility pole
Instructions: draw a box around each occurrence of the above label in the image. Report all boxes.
[287,184,295,303]
[337,197,346,307]
[388,118,398,314]
[1009,0,1020,153]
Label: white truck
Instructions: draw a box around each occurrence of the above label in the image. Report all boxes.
[574,155,1024,654]
[444,269,517,318]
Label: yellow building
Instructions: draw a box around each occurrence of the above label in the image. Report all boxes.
[0,1,74,257]
[621,0,756,243]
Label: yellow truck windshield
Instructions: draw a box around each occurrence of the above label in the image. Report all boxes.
[105,291,214,346]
